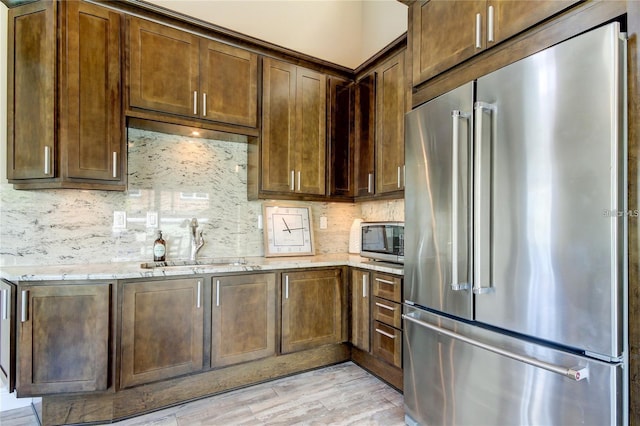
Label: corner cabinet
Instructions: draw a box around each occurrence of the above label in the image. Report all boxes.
[281,269,345,353]
[259,58,327,198]
[411,0,579,85]
[120,278,204,388]
[211,273,276,367]
[16,282,112,396]
[328,77,354,199]
[7,0,125,190]
[127,17,258,130]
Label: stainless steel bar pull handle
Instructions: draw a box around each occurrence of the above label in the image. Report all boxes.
[112,152,118,178]
[362,274,367,298]
[290,170,295,191]
[475,13,482,49]
[197,280,202,308]
[375,302,396,311]
[375,328,396,339]
[216,279,220,307]
[21,290,28,323]
[297,171,301,192]
[203,93,207,117]
[397,166,402,189]
[2,289,7,320]
[368,173,374,194]
[473,102,495,295]
[487,5,495,43]
[285,275,289,299]
[44,146,51,175]
[451,110,470,292]
[403,314,589,381]
[375,277,395,285]
[193,91,198,115]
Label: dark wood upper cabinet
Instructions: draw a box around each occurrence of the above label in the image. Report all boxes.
[411,0,579,86]
[375,50,406,196]
[211,273,276,368]
[354,74,376,197]
[7,0,125,190]
[16,283,112,396]
[120,278,204,389]
[260,57,327,198]
[281,269,345,354]
[328,77,354,198]
[127,17,258,129]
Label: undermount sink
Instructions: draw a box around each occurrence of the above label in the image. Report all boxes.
[140,258,248,269]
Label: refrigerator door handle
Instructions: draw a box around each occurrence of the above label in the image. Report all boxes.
[473,101,495,295]
[402,313,590,382]
[451,110,470,292]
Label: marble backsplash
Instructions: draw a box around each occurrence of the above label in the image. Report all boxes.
[0,129,404,267]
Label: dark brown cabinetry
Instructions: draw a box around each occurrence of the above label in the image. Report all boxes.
[128,17,258,129]
[16,282,111,396]
[0,281,16,392]
[371,272,402,368]
[7,0,125,190]
[281,269,344,353]
[375,51,406,195]
[411,0,578,86]
[211,273,276,367]
[350,269,370,352]
[328,77,354,198]
[354,74,376,197]
[120,278,204,388]
[260,58,327,197]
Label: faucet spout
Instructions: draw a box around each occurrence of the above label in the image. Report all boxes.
[189,218,205,261]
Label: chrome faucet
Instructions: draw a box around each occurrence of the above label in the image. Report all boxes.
[189,218,205,261]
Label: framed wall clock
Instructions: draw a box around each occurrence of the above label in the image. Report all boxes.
[263,203,315,257]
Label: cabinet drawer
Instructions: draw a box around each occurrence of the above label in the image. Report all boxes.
[373,297,402,328]
[372,321,402,368]
[372,273,402,302]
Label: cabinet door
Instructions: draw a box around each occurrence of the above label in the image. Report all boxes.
[200,39,258,127]
[372,321,402,368]
[17,283,111,396]
[411,0,485,85]
[350,270,370,352]
[488,0,578,45]
[7,1,56,180]
[0,281,16,392]
[375,51,406,195]
[120,278,204,388]
[281,269,344,354]
[128,17,199,116]
[328,78,353,197]
[211,274,276,367]
[261,58,297,193]
[354,74,376,197]
[65,1,123,181]
[295,67,327,195]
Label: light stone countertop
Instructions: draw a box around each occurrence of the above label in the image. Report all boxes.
[0,254,403,283]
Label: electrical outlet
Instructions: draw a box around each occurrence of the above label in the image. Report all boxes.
[146,211,158,228]
[320,216,328,229]
[257,214,263,229]
[113,211,126,229]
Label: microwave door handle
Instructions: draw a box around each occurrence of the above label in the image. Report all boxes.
[451,110,469,291]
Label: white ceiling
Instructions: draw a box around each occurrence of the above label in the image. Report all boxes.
[144,0,408,69]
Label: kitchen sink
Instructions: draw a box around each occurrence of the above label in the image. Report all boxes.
[140,258,248,269]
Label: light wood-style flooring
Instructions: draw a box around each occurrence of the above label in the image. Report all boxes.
[1,362,405,425]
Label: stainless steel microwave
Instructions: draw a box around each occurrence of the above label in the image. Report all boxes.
[360,222,404,264]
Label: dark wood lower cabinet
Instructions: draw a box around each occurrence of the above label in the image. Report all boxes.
[211,273,276,367]
[120,277,204,388]
[0,280,16,392]
[17,282,111,396]
[281,269,345,354]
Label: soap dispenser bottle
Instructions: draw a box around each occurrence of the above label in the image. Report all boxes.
[153,230,166,261]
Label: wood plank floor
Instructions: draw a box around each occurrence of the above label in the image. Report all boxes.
[1,362,405,426]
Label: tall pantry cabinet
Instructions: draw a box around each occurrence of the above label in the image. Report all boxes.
[7,0,125,190]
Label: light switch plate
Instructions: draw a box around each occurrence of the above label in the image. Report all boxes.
[113,211,126,229]
[146,211,158,228]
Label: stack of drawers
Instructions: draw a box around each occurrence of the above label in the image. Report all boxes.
[371,272,402,368]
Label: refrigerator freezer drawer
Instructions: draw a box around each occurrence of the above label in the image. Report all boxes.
[403,306,624,425]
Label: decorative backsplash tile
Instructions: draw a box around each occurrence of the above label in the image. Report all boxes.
[0,129,404,267]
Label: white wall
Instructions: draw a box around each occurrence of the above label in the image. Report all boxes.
[145,0,408,68]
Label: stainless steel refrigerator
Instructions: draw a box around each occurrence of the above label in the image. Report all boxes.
[403,22,628,425]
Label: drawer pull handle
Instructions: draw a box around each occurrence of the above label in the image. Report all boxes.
[375,277,396,285]
[375,302,396,311]
[375,328,396,339]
